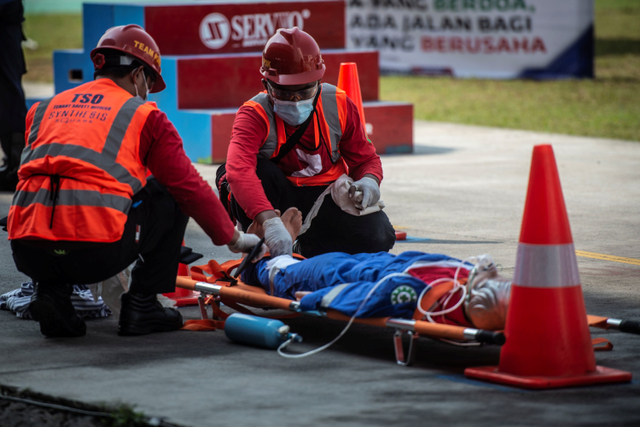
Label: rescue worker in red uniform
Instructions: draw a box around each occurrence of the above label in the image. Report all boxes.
[7,25,262,338]
[221,28,396,258]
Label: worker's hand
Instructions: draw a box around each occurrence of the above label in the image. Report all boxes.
[348,176,380,210]
[262,217,293,257]
[227,231,268,260]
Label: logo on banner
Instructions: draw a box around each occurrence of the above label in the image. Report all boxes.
[199,9,311,50]
[200,13,231,49]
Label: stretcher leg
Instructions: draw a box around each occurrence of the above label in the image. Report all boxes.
[394,330,418,366]
[198,294,208,320]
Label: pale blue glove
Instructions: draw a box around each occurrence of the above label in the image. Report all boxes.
[227,231,268,260]
[348,176,380,210]
[263,217,293,257]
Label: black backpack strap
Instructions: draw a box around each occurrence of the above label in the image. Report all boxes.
[270,88,320,165]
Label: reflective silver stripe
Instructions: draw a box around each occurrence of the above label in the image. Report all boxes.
[27,98,53,146]
[320,283,349,309]
[13,188,131,212]
[320,84,342,163]
[251,93,279,159]
[253,84,343,163]
[513,243,581,288]
[21,97,146,194]
[606,318,622,328]
[463,328,480,341]
[101,96,145,160]
[20,143,143,194]
[386,318,416,330]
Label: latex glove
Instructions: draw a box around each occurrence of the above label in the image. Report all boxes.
[227,231,268,260]
[263,217,293,257]
[348,176,380,210]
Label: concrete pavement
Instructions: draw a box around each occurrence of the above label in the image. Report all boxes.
[1,120,639,426]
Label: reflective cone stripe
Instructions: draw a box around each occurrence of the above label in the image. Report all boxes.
[513,243,580,288]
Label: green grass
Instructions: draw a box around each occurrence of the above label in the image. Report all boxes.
[22,1,640,141]
[382,76,639,141]
[23,13,83,82]
[381,0,640,141]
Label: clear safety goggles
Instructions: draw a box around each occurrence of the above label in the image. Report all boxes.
[267,82,318,102]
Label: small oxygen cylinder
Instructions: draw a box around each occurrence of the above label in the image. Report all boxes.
[224,313,301,349]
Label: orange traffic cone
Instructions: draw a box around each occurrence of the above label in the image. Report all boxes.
[337,62,367,132]
[465,144,632,389]
[163,241,200,307]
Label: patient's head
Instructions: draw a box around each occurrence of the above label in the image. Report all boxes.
[465,255,512,330]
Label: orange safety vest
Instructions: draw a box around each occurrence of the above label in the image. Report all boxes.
[244,83,349,186]
[8,79,154,243]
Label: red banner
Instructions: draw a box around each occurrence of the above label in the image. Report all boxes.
[145,1,346,55]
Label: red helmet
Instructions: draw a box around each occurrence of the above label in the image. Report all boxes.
[260,27,325,86]
[90,24,166,93]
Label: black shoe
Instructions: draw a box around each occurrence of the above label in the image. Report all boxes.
[118,293,183,336]
[29,283,86,338]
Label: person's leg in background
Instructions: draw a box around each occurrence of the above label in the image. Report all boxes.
[11,178,189,337]
[221,158,395,257]
[115,178,189,336]
[296,193,396,257]
[0,0,27,191]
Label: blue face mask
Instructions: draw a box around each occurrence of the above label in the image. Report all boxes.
[273,98,315,126]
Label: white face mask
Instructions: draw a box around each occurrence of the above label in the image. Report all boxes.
[272,97,315,126]
[132,69,150,101]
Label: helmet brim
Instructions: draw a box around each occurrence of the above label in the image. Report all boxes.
[261,65,325,86]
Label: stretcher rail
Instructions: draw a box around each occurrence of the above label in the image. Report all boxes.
[588,315,640,335]
[176,277,506,345]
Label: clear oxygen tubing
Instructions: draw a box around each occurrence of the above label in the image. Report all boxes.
[413,255,493,347]
[277,255,495,357]
[277,272,411,358]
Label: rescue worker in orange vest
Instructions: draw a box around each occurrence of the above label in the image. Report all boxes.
[7,25,263,338]
[219,28,396,258]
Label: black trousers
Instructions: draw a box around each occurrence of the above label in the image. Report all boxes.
[12,178,189,295]
[225,158,396,258]
[0,0,27,190]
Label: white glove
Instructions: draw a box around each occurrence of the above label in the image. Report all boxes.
[227,231,268,260]
[348,176,380,210]
[263,217,293,257]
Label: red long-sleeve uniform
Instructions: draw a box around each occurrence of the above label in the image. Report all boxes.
[226,96,383,220]
[139,110,235,245]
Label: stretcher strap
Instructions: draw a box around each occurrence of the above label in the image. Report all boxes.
[181,319,225,331]
[190,259,238,286]
[592,337,613,351]
[207,296,231,320]
[587,315,609,329]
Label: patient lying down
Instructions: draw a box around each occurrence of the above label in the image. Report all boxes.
[242,208,512,331]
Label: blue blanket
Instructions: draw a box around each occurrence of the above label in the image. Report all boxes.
[242,251,470,319]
